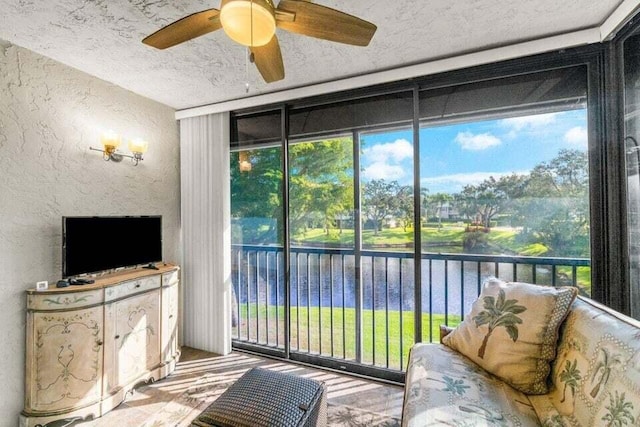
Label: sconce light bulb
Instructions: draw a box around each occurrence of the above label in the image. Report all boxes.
[128,138,149,155]
[100,130,121,151]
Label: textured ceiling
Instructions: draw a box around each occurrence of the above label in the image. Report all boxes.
[0,0,627,110]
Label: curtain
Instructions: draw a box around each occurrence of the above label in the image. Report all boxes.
[179,112,232,355]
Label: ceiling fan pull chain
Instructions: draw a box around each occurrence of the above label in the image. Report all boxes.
[244,0,253,93]
[245,47,250,93]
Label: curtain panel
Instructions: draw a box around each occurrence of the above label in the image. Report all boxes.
[179,112,232,355]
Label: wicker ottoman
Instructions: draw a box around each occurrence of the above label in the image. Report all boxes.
[191,367,327,427]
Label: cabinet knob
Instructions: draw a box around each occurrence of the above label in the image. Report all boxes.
[135,284,141,288]
[115,335,120,339]
[97,340,103,346]
[169,315,174,319]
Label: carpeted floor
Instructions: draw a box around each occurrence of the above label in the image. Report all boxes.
[83,347,403,426]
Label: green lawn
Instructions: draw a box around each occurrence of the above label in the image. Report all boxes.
[234,304,461,370]
[293,225,533,254]
[292,227,414,247]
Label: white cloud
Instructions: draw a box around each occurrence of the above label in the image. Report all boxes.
[362,162,406,181]
[361,138,413,182]
[363,139,413,163]
[564,126,588,148]
[455,132,501,151]
[499,112,559,132]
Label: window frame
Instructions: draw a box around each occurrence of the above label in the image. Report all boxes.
[230,41,633,381]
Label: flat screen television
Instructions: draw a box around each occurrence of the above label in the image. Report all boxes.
[63,216,162,278]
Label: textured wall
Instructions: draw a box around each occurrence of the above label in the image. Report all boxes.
[0,39,180,423]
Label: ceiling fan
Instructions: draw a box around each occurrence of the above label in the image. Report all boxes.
[142,0,376,84]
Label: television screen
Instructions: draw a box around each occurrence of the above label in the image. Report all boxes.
[63,216,162,277]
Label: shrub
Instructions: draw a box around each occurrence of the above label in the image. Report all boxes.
[463,231,490,253]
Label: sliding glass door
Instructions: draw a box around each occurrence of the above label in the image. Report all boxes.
[287,135,356,359]
[230,110,286,353]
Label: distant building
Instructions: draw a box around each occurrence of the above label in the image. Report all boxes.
[437,202,460,220]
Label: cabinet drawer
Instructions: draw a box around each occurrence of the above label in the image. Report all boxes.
[162,270,179,287]
[28,289,104,311]
[105,275,161,302]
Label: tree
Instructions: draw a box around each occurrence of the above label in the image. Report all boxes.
[590,347,623,398]
[230,147,283,244]
[559,359,582,403]
[602,391,635,427]
[456,174,526,228]
[362,180,401,235]
[473,289,527,359]
[396,185,414,232]
[419,187,430,219]
[542,415,567,427]
[515,149,590,257]
[288,138,354,237]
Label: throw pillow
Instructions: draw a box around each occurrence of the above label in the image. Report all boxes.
[439,324,454,343]
[442,278,577,394]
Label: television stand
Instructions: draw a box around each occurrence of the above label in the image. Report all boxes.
[21,264,180,427]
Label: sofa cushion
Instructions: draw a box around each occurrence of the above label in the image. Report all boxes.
[531,296,640,426]
[442,278,577,394]
[402,343,540,427]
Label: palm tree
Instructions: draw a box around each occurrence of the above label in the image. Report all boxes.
[559,359,582,403]
[423,375,470,397]
[602,391,635,427]
[590,348,623,398]
[441,376,470,396]
[473,289,527,359]
[428,193,453,229]
[542,415,566,427]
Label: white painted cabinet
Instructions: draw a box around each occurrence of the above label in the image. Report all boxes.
[104,289,161,394]
[26,306,104,414]
[21,265,180,427]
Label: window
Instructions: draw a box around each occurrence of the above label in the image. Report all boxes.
[229,58,603,381]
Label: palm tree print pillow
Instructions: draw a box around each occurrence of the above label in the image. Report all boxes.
[442,278,578,395]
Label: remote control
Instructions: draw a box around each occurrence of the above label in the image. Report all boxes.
[56,280,70,288]
[70,278,95,285]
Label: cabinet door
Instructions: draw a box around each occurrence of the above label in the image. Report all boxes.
[27,306,103,413]
[161,282,179,363]
[105,290,161,392]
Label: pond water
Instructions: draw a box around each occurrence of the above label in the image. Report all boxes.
[231,249,556,316]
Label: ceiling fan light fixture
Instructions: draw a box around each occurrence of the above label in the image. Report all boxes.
[220,0,276,47]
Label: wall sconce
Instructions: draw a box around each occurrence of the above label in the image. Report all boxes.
[90,131,149,166]
[238,151,252,172]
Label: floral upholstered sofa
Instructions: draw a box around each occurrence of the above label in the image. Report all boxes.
[401,278,640,426]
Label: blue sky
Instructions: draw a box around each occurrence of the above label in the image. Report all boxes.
[359,109,588,193]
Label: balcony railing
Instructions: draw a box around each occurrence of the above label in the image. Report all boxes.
[231,244,590,372]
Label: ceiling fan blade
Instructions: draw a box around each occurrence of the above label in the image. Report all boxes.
[142,8,221,49]
[251,36,285,83]
[276,0,376,46]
